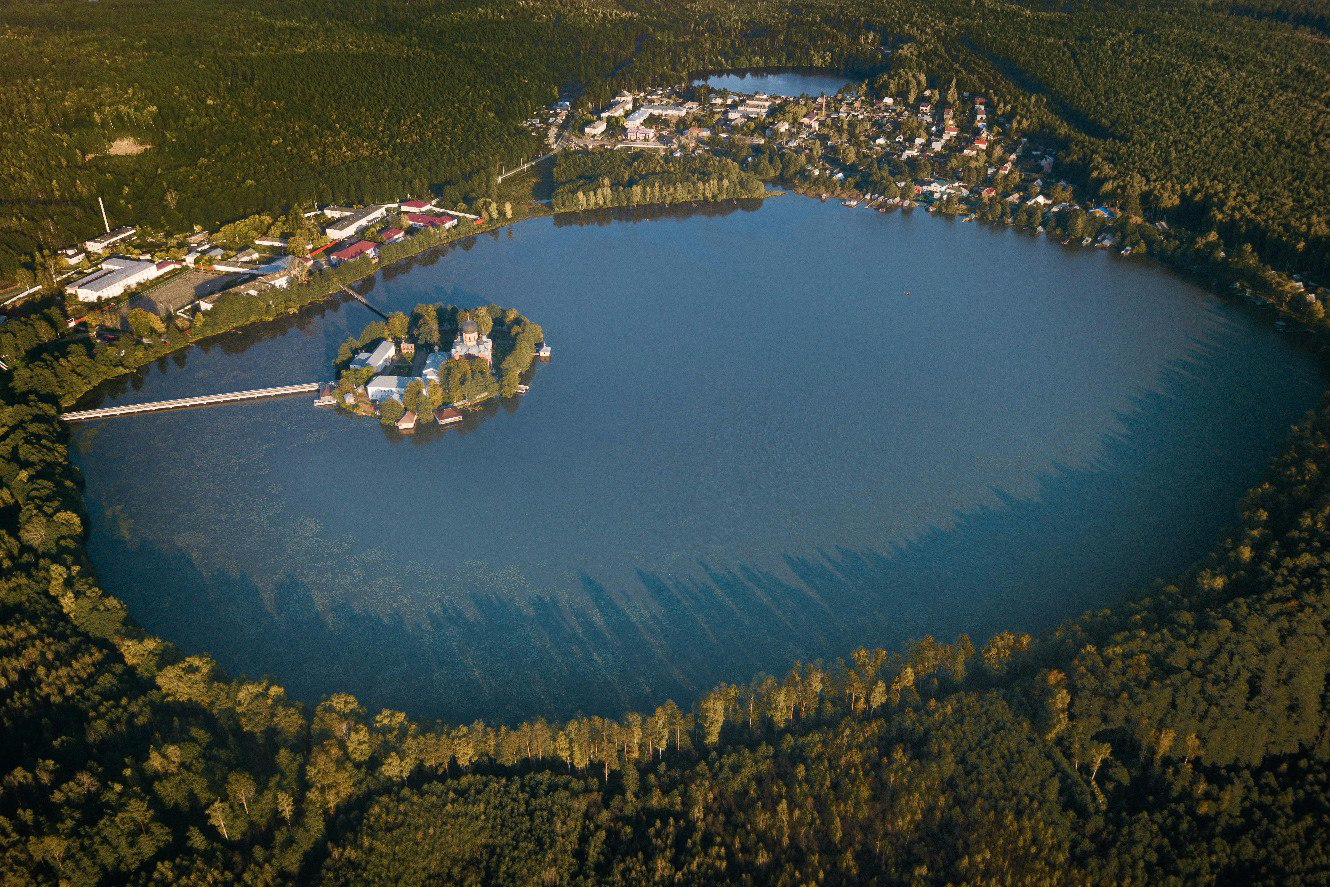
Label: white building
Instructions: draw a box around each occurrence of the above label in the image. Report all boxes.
[324,205,386,240]
[599,96,634,119]
[65,256,165,302]
[366,375,412,402]
[583,119,607,137]
[84,226,137,253]
[422,350,449,382]
[639,103,687,119]
[350,339,397,372]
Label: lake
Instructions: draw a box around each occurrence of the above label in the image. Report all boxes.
[70,196,1324,724]
[693,69,851,97]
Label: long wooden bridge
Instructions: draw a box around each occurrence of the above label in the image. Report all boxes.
[340,285,389,320]
[62,383,320,422]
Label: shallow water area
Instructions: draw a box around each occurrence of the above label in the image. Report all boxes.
[71,195,1324,723]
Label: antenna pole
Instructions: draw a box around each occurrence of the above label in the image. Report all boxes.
[98,197,110,233]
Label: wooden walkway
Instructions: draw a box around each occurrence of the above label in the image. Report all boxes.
[62,383,320,421]
[340,285,389,320]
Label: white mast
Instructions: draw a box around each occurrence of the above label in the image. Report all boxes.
[98,197,110,233]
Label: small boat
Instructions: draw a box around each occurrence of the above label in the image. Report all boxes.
[515,384,530,394]
[1120,246,1133,256]
[902,290,911,297]
[842,199,858,207]
[1081,237,1092,246]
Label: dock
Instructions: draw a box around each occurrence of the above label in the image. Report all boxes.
[62,383,320,421]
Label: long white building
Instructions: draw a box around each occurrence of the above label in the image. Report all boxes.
[66,256,166,302]
[325,205,386,241]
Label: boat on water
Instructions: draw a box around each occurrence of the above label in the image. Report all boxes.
[842,199,858,207]
[515,384,530,394]
[1120,246,1133,256]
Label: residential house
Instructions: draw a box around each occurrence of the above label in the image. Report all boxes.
[330,240,379,264]
[405,212,458,230]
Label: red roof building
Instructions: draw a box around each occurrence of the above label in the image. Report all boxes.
[330,240,379,264]
[380,227,405,243]
[405,212,458,230]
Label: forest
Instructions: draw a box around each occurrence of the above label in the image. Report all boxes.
[551,151,767,212]
[2,0,1330,882]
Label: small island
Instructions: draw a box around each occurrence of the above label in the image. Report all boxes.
[327,303,547,431]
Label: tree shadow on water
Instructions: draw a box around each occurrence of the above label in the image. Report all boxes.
[91,329,1323,724]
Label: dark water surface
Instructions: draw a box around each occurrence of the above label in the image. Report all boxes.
[70,196,1323,723]
[693,69,851,96]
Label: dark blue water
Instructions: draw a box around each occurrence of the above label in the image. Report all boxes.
[70,196,1323,723]
[694,69,850,96]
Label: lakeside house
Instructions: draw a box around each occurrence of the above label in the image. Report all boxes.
[66,256,167,302]
[84,226,137,253]
[405,212,458,230]
[396,410,417,431]
[330,240,379,265]
[380,227,406,244]
[350,339,396,372]
[435,407,463,426]
[450,319,493,363]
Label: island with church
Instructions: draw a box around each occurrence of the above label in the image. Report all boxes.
[322,302,550,431]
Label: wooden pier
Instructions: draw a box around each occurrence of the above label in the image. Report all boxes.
[340,285,389,320]
[62,383,320,421]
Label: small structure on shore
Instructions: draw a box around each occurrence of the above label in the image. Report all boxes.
[537,342,552,359]
[396,409,417,431]
[315,383,336,406]
[434,407,463,426]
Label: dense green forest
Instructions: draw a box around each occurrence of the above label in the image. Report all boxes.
[3,0,1330,882]
[551,151,767,211]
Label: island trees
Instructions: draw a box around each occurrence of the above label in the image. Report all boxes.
[332,302,546,431]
